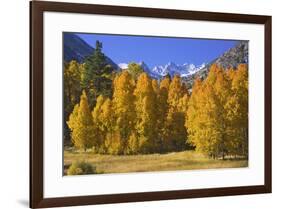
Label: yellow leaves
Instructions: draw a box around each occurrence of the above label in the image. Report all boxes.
[126,62,144,79]
[186,64,248,158]
[92,95,105,119]
[178,94,189,113]
[191,77,202,95]
[113,71,135,110]
[165,75,190,151]
[79,91,93,123]
[112,71,136,149]
[168,75,186,102]
[168,75,185,109]
[160,76,170,90]
[134,73,153,96]
[101,99,113,123]
[64,60,82,116]
[134,72,158,153]
[232,64,248,93]
[67,63,248,157]
[127,132,139,154]
[67,90,95,150]
[67,104,79,133]
[205,64,223,85]
[152,79,159,94]
[64,60,81,82]
[113,71,135,94]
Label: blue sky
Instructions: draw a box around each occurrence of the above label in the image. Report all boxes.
[77,33,238,68]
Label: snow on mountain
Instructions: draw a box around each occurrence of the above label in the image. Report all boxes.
[180,63,206,77]
[151,62,206,78]
[118,61,205,79]
[118,63,129,69]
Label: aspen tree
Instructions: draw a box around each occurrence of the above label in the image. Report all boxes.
[67,91,96,151]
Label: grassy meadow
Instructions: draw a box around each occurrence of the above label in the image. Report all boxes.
[64,149,248,175]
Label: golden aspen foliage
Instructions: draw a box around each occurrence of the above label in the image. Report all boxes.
[187,66,218,157]
[187,64,248,159]
[126,62,144,79]
[92,95,105,123]
[112,71,136,154]
[65,57,248,158]
[200,83,223,157]
[134,73,159,153]
[67,91,96,151]
[168,75,185,110]
[151,78,161,148]
[127,132,139,154]
[157,77,171,150]
[187,78,221,158]
[227,64,248,156]
[64,61,82,141]
[160,76,171,90]
[185,77,202,147]
[166,75,188,151]
[152,79,159,94]
[211,66,233,159]
[104,130,123,155]
[159,76,171,123]
[226,67,236,81]
[64,61,82,110]
[178,94,189,113]
[99,98,115,154]
[100,98,115,134]
[91,95,106,153]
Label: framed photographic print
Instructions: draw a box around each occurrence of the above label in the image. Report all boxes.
[30,0,272,208]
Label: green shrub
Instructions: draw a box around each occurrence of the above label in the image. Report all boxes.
[67,161,96,175]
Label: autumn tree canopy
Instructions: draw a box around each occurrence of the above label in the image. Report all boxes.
[67,91,97,151]
[64,41,248,159]
[186,64,248,159]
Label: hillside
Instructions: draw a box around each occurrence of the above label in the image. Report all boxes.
[183,41,248,87]
[63,33,119,69]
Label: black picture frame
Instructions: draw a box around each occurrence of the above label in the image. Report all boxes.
[30,1,272,208]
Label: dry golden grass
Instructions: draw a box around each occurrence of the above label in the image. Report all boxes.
[64,150,248,175]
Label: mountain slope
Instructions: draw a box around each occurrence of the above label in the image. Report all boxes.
[64,33,94,63]
[63,33,119,69]
[183,41,249,86]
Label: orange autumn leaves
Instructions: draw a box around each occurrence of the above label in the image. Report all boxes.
[67,64,248,159]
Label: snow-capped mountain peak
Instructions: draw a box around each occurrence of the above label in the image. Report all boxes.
[180,63,205,77]
[187,63,196,70]
[151,62,205,78]
[118,61,205,79]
